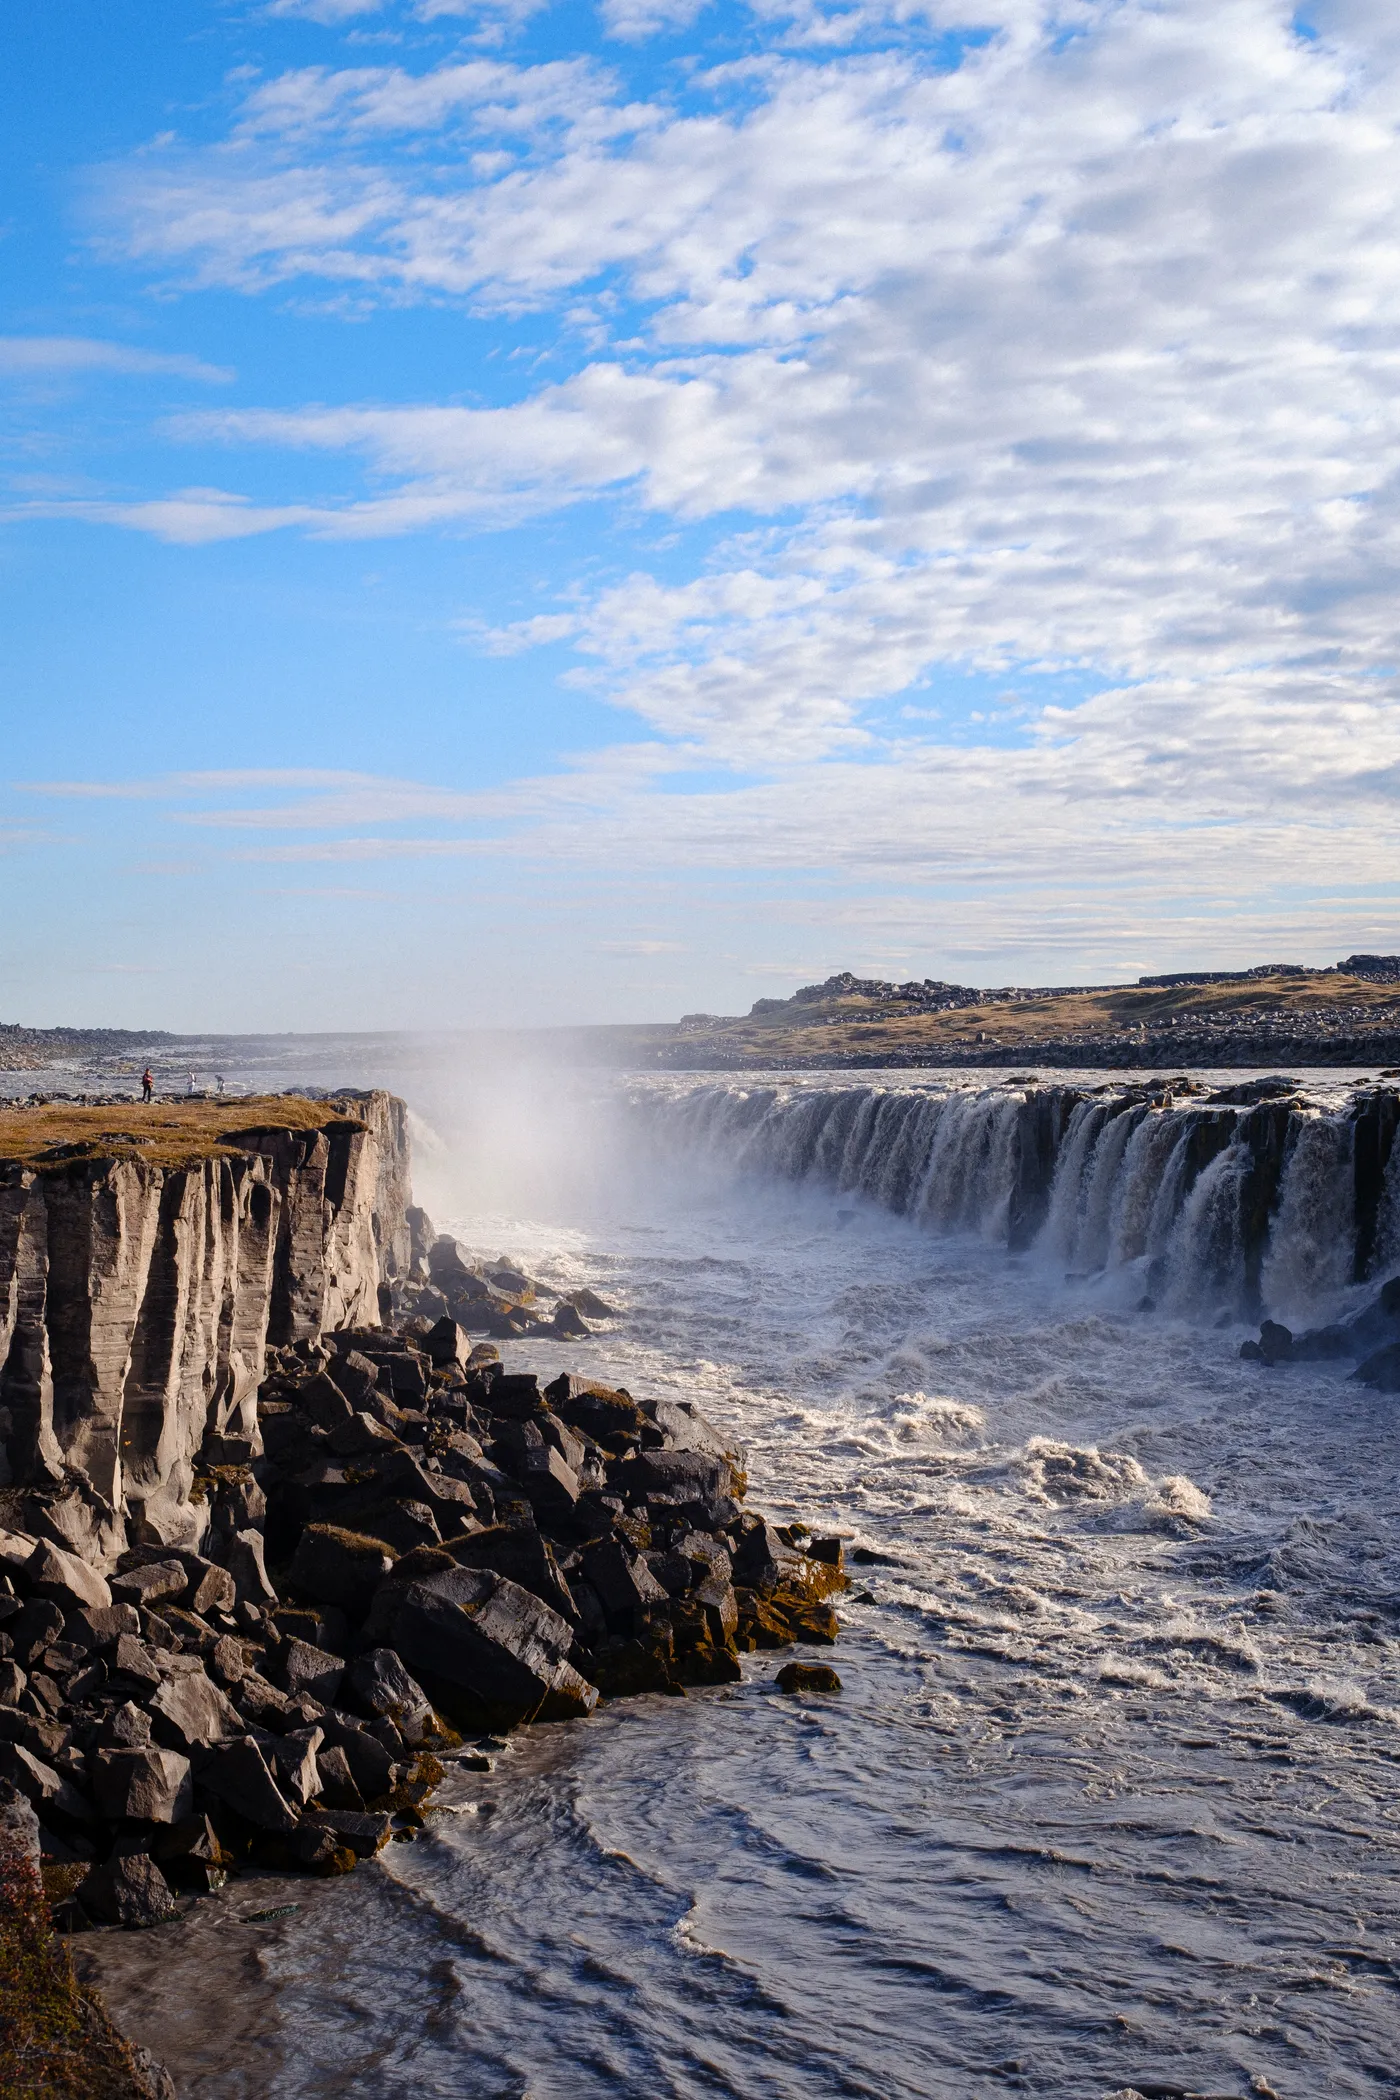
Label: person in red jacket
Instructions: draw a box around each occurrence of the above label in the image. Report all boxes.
[140,1068,153,1102]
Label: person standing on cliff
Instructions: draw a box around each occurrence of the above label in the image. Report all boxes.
[140,1068,153,1103]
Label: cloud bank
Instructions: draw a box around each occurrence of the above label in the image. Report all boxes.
[40,0,1400,971]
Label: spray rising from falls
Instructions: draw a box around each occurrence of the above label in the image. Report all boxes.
[628,1074,1400,1323]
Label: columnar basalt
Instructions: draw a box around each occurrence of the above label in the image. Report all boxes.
[0,1094,412,1544]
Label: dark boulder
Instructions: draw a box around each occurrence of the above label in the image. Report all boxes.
[345,1647,435,1741]
[330,1350,381,1409]
[314,1744,364,1812]
[80,1851,178,1929]
[9,1599,66,1666]
[264,1729,323,1809]
[90,1748,193,1825]
[111,1561,188,1609]
[730,1518,808,1595]
[195,1738,298,1834]
[151,1812,230,1891]
[448,1525,579,1626]
[776,1661,842,1694]
[475,1372,543,1423]
[28,1541,111,1613]
[689,1573,738,1646]
[641,1400,733,1458]
[289,1524,394,1618]
[327,1412,401,1461]
[363,1499,441,1557]
[581,1539,670,1632]
[493,1421,583,1524]
[300,1807,392,1858]
[1352,1342,1400,1393]
[0,1742,95,1826]
[293,1821,355,1873]
[271,1605,350,1657]
[384,1352,430,1405]
[425,1318,472,1372]
[372,1564,598,1729]
[549,1302,590,1339]
[185,1557,237,1618]
[562,1288,618,1321]
[300,1371,356,1431]
[630,1449,744,1504]
[279,1638,344,1705]
[545,1377,646,1449]
[1291,1276,1400,1363]
[110,1634,164,1692]
[77,1602,141,1648]
[225,1529,278,1608]
[148,1667,242,1753]
[315,1713,396,1798]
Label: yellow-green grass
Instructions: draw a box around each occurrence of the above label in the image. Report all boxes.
[0,1095,364,1170]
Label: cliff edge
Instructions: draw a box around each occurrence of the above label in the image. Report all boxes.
[0,1093,412,1552]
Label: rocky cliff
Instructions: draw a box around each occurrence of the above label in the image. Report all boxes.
[0,1094,411,1551]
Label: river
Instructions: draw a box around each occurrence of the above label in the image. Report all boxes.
[83,1062,1400,2099]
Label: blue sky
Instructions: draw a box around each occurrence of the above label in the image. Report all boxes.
[4,0,1400,1028]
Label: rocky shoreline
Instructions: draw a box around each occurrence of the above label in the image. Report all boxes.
[0,1093,844,2093]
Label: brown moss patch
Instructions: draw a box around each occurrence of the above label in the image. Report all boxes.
[0,1096,365,1171]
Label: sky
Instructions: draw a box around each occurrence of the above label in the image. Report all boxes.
[3,0,1400,1029]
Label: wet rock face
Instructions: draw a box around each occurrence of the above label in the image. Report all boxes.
[0,1091,411,1535]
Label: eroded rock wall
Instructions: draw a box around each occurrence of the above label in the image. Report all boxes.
[0,1093,411,1550]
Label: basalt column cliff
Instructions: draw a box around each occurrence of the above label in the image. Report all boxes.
[0,1094,413,1548]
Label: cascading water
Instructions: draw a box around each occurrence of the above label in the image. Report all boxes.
[628,1070,1400,1324]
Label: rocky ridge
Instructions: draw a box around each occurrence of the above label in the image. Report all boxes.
[658,956,1400,1070]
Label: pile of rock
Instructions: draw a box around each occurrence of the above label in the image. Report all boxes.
[0,1284,844,1929]
[394,1227,619,1343]
[1241,1275,1400,1390]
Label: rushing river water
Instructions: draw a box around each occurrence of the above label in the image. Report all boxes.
[84,1064,1400,2100]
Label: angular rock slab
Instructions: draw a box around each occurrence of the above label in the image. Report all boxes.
[195,1738,298,1834]
[280,1637,345,1705]
[345,1646,434,1736]
[28,1540,111,1612]
[91,1747,194,1825]
[290,1523,393,1618]
[80,1852,179,1929]
[374,1564,598,1728]
[149,1667,243,1753]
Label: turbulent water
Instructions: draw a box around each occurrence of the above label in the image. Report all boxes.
[87,1065,1400,2100]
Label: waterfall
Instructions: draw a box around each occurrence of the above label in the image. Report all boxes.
[1259,1115,1359,1324]
[629,1076,1400,1321]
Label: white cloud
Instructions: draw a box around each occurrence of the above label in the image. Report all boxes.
[264,0,548,25]
[0,337,232,383]
[264,0,388,20]
[600,0,710,43]
[53,1,1400,956]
